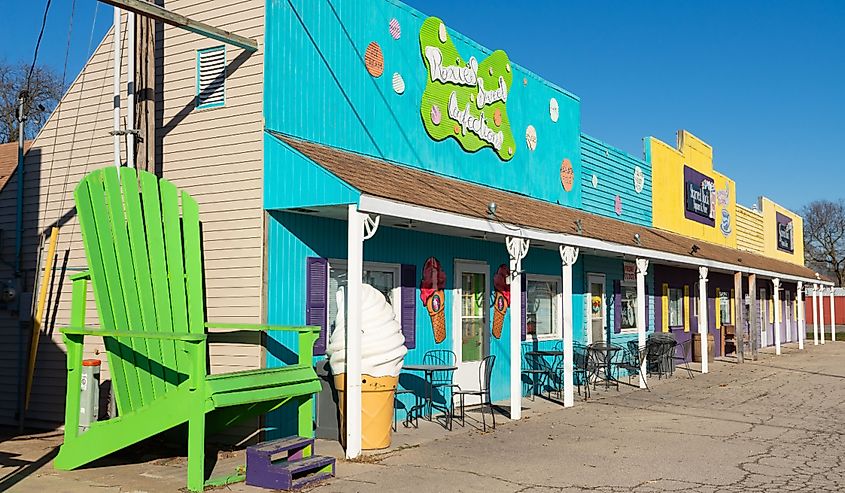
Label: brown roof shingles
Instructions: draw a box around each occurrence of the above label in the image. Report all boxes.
[0,141,32,191]
[275,133,818,281]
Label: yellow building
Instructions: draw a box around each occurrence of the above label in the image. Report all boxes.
[647,130,737,249]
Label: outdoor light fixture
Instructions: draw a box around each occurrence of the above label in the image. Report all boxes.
[634,233,641,246]
[575,219,583,234]
[690,244,700,254]
[487,202,497,216]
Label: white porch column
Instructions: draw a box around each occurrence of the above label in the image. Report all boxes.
[506,236,529,420]
[635,258,649,389]
[812,284,819,345]
[559,245,579,407]
[830,288,836,342]
[773,279,781,355]
[797,282,805,350]
[344,207,380,459]
[698,267,709,374]
[821,286,826,344]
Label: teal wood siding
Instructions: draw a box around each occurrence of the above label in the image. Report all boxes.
[580,134,652,226]
[580,255,655,368]
[265,212,591,433]
[264,0,582,208]
[264,132,360,209]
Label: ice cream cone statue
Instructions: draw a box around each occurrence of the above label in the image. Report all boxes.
[420,257,447,344]
[326,284,407,450]
[492,264,511,339]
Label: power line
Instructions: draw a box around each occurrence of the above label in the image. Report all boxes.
[25,0,54,98]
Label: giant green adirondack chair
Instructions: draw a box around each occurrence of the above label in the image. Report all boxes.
[54,167,321,491]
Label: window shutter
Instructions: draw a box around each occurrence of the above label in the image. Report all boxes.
[306,257,328,355]
[683,285,690,332]
[645,283,650,332]
[401,264,417,349]
[730,289,736,325]
[613,280,621,334]
[661,283,669,332]
[521,275,527,341]
[715,288,722,327]
[197,46,225,108]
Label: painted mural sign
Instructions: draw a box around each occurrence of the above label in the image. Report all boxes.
[776,212,794,253]
[419,17,516,161]
[683,165,716,227]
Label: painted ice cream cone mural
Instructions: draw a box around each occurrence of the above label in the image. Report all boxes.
[326,284,407,450]
[420,257,447,343]
[492,264,511,339]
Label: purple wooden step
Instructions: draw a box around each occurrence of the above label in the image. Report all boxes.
[249,435,314,455]
[246,454,336,490]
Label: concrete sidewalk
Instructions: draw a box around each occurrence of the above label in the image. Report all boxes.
[4,343,845,492]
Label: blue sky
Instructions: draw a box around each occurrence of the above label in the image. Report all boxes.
[2,1,844,210]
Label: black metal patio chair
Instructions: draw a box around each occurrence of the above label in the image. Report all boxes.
[671,339,695,379]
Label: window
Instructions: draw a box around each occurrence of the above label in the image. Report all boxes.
[668,287,684,326]
[197,46,226,109]
[620,283,638,331]
[719,291,731,325]
[327,261,400,337]
[526,276,560,339]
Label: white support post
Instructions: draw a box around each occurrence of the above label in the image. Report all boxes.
[344,205,365,459]
[830,288,836,342]
[635,258,649,389]
[773,279,781,355]
[506,236,529,420]
[797,282,805,350]
[559,245,579,407]
[812,284,819,345]
[698,267,709,374]
[819,284,827,345]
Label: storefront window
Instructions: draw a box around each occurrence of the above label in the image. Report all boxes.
[620,283,637,330]
[719,291,731,325]
[328,261,399,336]
[526,277,559,338]
[668,287,684,327]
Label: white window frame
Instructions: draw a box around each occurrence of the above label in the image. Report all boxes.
[525,274,562,341]
[327,259,402,334]
[619,280,639,334]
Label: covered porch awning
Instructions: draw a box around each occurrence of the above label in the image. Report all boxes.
[269,131,823,284]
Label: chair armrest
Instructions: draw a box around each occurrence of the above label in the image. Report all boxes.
[60,327,206,342]
[70,270,91,281]
[205,322,320,334]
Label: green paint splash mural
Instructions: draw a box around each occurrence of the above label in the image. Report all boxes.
[419,17,515,161]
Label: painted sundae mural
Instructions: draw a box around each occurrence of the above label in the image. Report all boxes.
[492,264,510,339]
[420,257,448,343]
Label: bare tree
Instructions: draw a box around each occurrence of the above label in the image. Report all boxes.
[802,199,845,286]
[0,60,64,143]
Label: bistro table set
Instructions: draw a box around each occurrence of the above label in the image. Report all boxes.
[396,351,497,432]
[521,334,694,400]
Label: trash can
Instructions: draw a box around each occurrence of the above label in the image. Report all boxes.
[692,334,715,363]
[314,360,340,440]
[80,359,101,432]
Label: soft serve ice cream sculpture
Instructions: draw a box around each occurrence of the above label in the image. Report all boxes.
[326,283,407,449]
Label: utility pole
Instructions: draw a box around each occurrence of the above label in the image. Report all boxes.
[15,90,27,433]
[136,10,156,174]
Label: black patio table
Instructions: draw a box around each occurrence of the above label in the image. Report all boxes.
[402,364,458,425]
[525,350,566,395]
[587,342,623,390]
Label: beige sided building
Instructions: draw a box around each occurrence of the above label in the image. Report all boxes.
[0,1,267,436]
